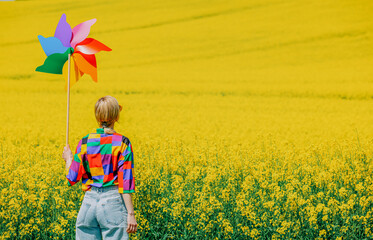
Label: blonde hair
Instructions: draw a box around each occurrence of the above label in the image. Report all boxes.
[95,96,122,134]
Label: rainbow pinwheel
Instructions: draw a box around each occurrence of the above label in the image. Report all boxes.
[36,14,111,88]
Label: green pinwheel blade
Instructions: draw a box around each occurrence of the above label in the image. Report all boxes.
[36,48,73,74]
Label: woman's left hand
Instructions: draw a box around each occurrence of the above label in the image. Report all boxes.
[127,214,137,233]
[62,145,73,163]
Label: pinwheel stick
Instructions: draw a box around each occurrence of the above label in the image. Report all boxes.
[35,14,112,146]
[66,53,71,146]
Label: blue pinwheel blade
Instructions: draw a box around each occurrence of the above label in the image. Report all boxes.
[38,35,69,56]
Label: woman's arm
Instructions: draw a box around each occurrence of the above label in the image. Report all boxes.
[121,193,137,233]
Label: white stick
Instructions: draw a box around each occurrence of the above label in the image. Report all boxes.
[66,53,71,146]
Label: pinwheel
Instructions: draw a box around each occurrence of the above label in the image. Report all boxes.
[36,13,111,87]
[36,14,112,144]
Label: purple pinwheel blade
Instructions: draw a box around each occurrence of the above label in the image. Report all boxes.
[54,13,72,48]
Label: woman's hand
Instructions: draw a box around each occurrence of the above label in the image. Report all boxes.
[62,145,73,162]
[127,213,137,233]
[62,145,73,171]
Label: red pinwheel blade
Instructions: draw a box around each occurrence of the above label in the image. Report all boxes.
[75,38,112,55]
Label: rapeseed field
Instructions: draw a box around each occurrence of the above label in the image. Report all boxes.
[0,0,373,239]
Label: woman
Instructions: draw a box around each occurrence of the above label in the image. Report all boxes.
[62,96,138,240]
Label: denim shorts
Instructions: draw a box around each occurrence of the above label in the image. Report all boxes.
[76,185,129,240]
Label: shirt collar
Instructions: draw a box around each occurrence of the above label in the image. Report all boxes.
[96,128,105,134]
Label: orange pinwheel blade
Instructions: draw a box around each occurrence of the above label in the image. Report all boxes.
[75,38,111,55]
[74,52,97,82]
[80,53,97,68]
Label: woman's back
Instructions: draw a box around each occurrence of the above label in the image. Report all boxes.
[66,128,135,194]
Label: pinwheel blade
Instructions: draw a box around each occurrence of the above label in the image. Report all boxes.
[75,38,112,55]
[38,35,69,56]
[74,52,97,82]
[80,52,97,68]
[54,13,72,48]
[36,48,74,74]
[70,18,96,48]
[63,55,80,90]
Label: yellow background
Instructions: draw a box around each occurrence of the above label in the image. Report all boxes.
[0,0,372,239]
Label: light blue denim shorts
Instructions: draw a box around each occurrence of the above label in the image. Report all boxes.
[76,185,129,240]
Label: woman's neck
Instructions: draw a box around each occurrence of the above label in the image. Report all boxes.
[101,123,114,129]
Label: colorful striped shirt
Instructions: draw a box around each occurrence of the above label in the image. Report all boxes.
[66,128,135,194]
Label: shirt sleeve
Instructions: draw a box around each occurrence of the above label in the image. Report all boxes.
[118,137,135,193]
[66,139,85,186]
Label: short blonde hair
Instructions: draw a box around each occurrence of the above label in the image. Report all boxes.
[95,96,122,134]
